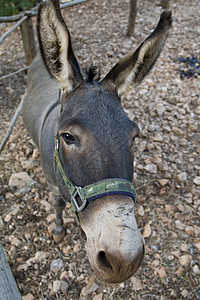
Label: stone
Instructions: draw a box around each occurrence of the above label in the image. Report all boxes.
[81,275,99,296]
[179,255,192,266]
[10,237,22,247]
[181,289,189,298]
[53,280,69,293]
[4,214,12,222]
[153,133,163,142]
[158,179,169,186]
[177,172,187,182]
[92,294,103,300]
[131,276,142,290]
[5,192,14,199]
[34,251,50,263]
[50,258,63,272]
[185,225,195,235]
[22,293,35,300]
[138,205,145,216]
[175,220,186,230]
[156,103,165,116]
[180,244,189,252]
[143,223,152,238]
[9,172,36,190]
[40,200,51,212]
[60,271,69,282]
[193,176,200,185]
[193,264,200,275]
[0,216,4,228]
[194,242,200,253]
[144,164,157,174]
[62,244,71,255]
[157,267,167,279]
[21,160,38,170]
[176,266,184,277]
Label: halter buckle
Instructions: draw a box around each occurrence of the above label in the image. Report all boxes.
[71,187,87,212]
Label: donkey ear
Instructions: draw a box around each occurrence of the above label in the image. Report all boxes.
[37,0,83,94]
[102,11,172,96]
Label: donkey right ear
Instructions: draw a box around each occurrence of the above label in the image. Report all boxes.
[37,0,83,94]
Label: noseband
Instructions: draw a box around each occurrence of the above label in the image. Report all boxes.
[54,135,136,219]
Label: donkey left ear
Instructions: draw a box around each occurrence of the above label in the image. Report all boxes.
[102,11,172,96]
[37,0,83,94]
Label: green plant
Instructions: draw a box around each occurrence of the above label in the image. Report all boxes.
[0,0,38,16]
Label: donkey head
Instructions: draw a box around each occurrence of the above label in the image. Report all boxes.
[38,0,172,283]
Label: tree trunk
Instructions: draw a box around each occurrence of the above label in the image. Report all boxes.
[20,17,37,65]
[127,0,137,37]
[160,0,170,9]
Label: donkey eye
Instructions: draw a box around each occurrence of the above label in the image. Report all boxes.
[61,133,75,144]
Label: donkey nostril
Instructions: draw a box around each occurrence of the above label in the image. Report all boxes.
[98,251,113,271]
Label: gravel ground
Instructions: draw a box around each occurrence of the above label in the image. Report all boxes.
[0,0,200,299]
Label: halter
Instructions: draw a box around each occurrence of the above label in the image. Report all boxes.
[53,134,136,219]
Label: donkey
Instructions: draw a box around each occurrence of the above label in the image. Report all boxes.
[22,0,172,283]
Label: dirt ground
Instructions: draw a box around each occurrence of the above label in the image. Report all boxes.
[0,0,200,299]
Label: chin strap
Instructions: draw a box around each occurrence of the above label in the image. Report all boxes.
[53,136,136,219]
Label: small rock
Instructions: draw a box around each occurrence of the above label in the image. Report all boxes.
[156,103,165,116]
[180,244,189,252]
[40,200,51,212]
[21,160,38,170]
[143,223,152,238]
[47,222,54,235]
[165,204,174,213]
[16,264,28,272]
[32,148,39,159]
[193,264,200,275]
[10,205,20,216]
[9,245,17,259]
[22,293,35,300]
[194,242,200,253]
[5,192,14,200]
[50,258,63,272]
[81,275,99,296]
[92,294,103,300]
[53,280,69,293]
[131,276,142,290]
[179,254,192,266]
[158,179,169,187]
[147,124,156,132]
[138,205,145,216]
[177,172,187,183]
[185,225,195,235]
[9,236,22,247]
[153,133,163,142]
[34,251,50,263]
[9,172,35,190]
[175,220,186,230]
[193,176,200,185]
[4,214,12,222]
[176,266,184,277]
[46,213,55,223]
[157,267,167,279]
[152,260,160,267]
[0,217,4,228]
[144,164,157,174]
[62,244,71,255]
[60,271,69,282]
[181,289,189,298]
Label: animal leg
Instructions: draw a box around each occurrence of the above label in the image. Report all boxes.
[52,195,66,243]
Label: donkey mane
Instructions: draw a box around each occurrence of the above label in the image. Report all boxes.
[85,65,101,83]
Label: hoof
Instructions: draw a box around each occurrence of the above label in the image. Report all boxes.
[53,227,65,243]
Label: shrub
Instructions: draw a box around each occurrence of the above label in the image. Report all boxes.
[0,0,38,16]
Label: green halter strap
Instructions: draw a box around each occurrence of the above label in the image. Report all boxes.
[53,135,136,219]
